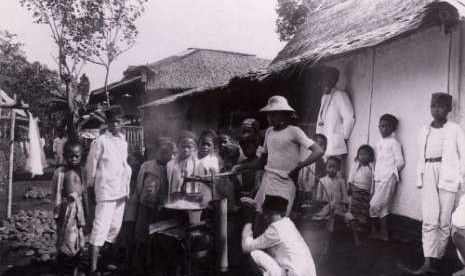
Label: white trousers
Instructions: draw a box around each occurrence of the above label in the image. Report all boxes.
[90,197,126,246]
[421,162,456,258]
[250,250,284,276]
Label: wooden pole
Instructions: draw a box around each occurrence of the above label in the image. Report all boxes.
[7,97,16,218]
[215,198,228,272]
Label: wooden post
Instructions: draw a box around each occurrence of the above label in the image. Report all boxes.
[7,97,16,218]
[215,198,228,272]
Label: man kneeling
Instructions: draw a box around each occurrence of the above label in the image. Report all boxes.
[241,195,317,276]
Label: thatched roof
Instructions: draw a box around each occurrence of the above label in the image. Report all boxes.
[91,76,142,96]
[272,0,465,66]
[140,0,465,108]
[126,48,269,91]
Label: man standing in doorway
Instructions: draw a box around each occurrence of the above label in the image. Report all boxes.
[315,66,355,173]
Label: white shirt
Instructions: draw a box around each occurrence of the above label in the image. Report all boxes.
[86,131,131,202]
[242,218,316,276]
[198,154,220,174]
[425,127,445,159]
[316,89,355,156]
[417,121,465,192]
[53,137,68,157]
[374,135,404,182]
[263,126,314,172]
[349,162,374,190]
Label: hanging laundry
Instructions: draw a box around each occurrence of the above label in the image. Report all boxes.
[25,112,44,176]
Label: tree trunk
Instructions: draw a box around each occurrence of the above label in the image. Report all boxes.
[65,80,78,141]
[104,65,110,107]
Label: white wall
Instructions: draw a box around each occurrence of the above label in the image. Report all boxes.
[322,26,453,220]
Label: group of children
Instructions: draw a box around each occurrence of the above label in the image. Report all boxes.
[298,113,404,248]
[51,92,465,276]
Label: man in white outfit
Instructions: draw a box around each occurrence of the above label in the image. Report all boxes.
[315,66,355,173]
[402,93,465,275]
[86,105,132,275]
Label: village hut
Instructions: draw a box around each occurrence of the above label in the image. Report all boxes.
[90,48,268,155]
[146,0,465,238]
[134,48,269,156]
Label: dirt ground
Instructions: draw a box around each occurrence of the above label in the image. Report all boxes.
[1,179,464,276]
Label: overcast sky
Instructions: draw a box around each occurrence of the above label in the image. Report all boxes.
[1,0,285,89]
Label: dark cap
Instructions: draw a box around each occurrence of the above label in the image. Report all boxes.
[431,92,452,110]
[262,195,288,214]
[105,105,125,120]
[178,130,198,143]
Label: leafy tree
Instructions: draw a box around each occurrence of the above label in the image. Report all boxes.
[19,0,88,140]
[0,32,64,140]
[20,0,146,139]
[276,0,309,42]
[76,0,146,106]
[276,0,340,42]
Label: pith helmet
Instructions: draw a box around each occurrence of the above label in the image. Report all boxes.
[260,95,296,112]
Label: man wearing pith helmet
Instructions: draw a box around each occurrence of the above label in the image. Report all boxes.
[234,95,324,215]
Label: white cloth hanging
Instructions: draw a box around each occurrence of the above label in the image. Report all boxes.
[25,112,44,176]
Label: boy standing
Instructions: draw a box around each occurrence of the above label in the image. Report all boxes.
[53,141,86,276]
[403,93,465,275]
[86,105,132,275]
[241,195,317,276]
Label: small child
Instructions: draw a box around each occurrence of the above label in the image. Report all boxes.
[198,130,220,174]
[298,134,328,210]
[314,156,360,246]
[167,131,211,205]
[313,156,349,221]
[217,144,242,211]
[132,138,176,275]
[370,114,404,241]
[348,145,375,230]
[218,129,236,153]
[241,195,317,276]
[53,141,86,276]
[238,134,263,197]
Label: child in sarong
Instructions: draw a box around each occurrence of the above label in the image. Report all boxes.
[53,141,86,276]
[348,145,374,232]
[370,114,404,241]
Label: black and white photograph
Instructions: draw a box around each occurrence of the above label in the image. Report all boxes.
[1,0,465,275]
